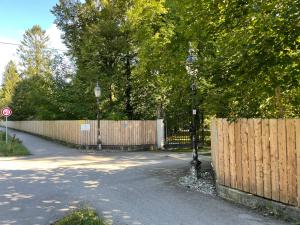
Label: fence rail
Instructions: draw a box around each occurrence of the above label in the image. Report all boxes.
[211,118,300,207]
[2,120,159,147]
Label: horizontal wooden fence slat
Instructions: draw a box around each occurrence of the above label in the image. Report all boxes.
[211,118,300,208]
[2,120,158,147]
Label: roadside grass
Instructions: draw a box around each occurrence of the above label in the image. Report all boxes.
[0,131,29,156]
[53,208,108,225]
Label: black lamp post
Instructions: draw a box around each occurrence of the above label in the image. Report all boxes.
[191,83,198,162]
[187,53,201,178]
[94,82,102,150]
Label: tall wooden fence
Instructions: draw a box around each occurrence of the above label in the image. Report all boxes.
[2,120,159,147]
[211,118,300,207]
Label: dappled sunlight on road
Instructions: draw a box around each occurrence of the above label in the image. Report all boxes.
[0,153,162,172]
[0,130,193,225]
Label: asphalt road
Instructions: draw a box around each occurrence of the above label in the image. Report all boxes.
[0,129,290,225]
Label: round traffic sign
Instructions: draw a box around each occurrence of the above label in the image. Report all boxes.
[1,107,12,117]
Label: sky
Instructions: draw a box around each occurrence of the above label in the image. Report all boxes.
[0,0,67,82]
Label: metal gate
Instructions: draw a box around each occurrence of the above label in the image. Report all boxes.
[164,111,204,148]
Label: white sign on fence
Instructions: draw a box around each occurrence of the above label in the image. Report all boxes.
[80,124,90,131]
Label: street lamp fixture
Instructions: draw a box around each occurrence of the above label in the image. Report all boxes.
[94,82,102,150]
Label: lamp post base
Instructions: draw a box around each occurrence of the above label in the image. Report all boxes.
[190,159,201,179]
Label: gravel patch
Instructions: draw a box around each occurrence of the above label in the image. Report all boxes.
[179,169,216,196]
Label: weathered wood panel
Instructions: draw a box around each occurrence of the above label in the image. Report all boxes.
[223,119,230,187]
[3,120,157,146]
[247,119,256,194]
[254,119,263,197]
[269,119,279,201]
[228,122,236,189]
[217,119,225,185]
[235,120,243,190]
[296,120,300,207]
[286,119,297,205]
[262,119,271,199]
[278,119,288,204]
[211,118,300,208]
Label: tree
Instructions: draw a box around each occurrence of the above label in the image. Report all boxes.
[52,0,136,119]
[0,61,20,109]
[17,25,52,78]
[11,25,56,120]
[51,0,300,121]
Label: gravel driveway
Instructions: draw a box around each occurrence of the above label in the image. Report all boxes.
[0,129,290,225]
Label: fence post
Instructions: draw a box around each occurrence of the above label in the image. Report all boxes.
[156,119,164,149]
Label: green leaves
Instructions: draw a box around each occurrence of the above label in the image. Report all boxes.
[3,0,299,121]
[0,61,20,109]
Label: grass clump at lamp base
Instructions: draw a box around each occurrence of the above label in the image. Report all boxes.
[53,208,108,225]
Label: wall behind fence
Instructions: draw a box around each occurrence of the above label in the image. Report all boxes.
[211,118,300,208]
[3,120,158,147]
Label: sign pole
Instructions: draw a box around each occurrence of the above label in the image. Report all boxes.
[1,107,12,144]
[5,116,7,144]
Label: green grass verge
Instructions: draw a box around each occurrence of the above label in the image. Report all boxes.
[53,209,107,225]
[0,132,29,156]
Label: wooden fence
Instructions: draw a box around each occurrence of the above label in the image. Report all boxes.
[3,120,159,147]
[211,118,300,207]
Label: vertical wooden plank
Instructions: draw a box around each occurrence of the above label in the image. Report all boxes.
[269,119,279,201]
[102,120,105,146]
[210,120,217,174]
[211,119,219,183]
[262,119,271,199]
[278,119,288,203]
[111,120,114,145]
[228,121,236,189]
[217,119,225,185]
[241,119,249,192]
[248,119,256,194]
[235,119,243,190]
[286,119,297,205]
[223,119,230,187]
[254,119,264,197]
[295,119,300,207]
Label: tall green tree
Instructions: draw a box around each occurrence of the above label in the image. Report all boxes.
[50,0,300,121]
[17,25,52,78]
[0,61,20,109]
[11,25,56,120]
[52,0,136,119]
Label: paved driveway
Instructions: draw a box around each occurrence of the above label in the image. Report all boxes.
[0,129,289,225]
